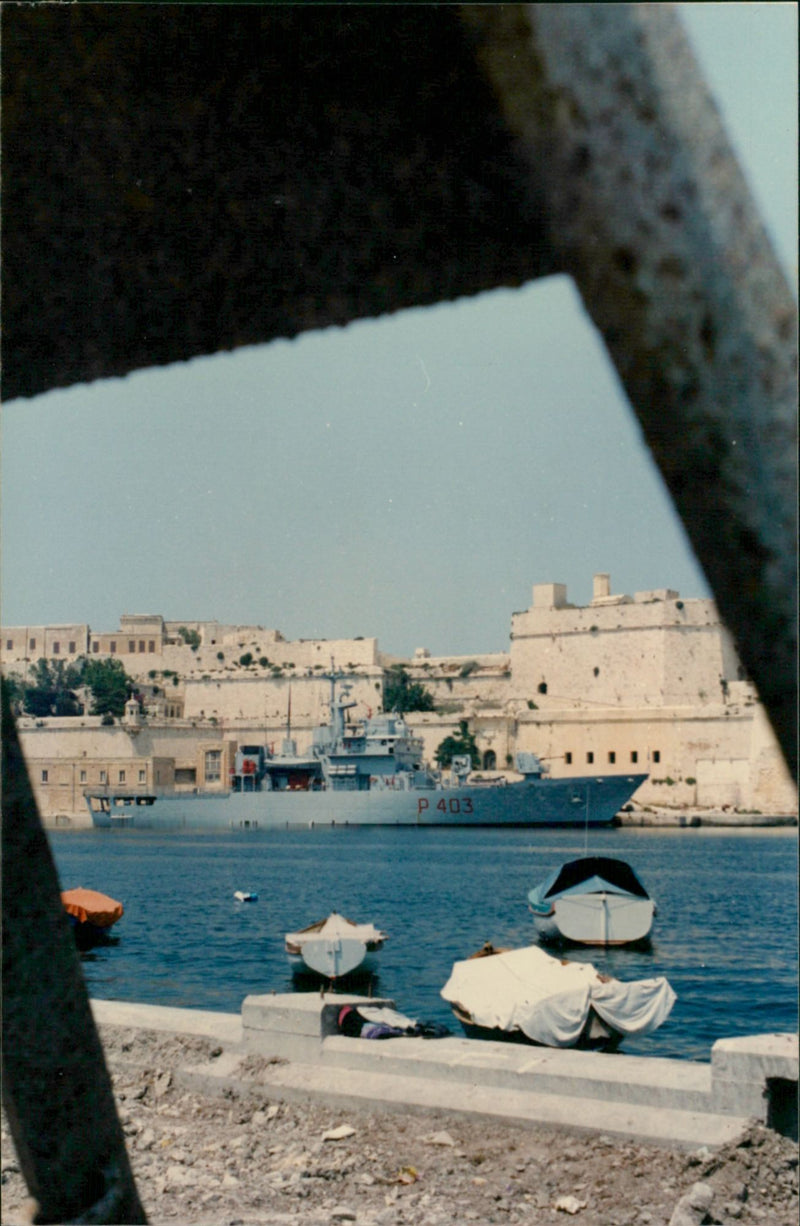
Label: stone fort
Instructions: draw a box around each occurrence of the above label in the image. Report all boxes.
[2,574,795,823]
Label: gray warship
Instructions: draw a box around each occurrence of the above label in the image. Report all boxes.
[86,677,646,830]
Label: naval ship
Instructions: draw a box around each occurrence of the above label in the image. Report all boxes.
[86,677,646,830]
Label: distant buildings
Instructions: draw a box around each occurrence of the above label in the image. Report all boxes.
[2,575,795,823]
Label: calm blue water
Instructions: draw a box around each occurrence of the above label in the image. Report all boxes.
[49,826,798,1063]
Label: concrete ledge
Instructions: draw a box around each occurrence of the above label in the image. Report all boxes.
[241,992,394,1062]
[177,1050,746,1151]
[321,1034,714,1113]
[91,998,242,1045]
[712,1033,799,1119]
[91,998,799,1149]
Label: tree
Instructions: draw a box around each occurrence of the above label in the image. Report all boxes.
[383,665,435,713]
[2,672,26,714]
[434,719,480,769]
[23,659,82,717]
[178,626,201,649]
[78,657,133,718]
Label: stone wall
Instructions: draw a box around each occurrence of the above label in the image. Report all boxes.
[4,575,796,821]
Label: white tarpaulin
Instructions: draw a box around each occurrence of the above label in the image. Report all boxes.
[285,912,386,947]
[441,944,675,1047]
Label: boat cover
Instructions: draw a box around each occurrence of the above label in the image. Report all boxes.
[531,857,650,903]
[285,912,387,947]
[61,888,124,927]
[441,944,675,1047]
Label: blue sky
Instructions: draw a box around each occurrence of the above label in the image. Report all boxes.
[2,4,797,658]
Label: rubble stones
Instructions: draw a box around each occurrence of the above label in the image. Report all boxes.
[1,1024,797,1226]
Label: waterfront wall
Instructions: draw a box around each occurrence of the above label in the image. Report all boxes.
[4,574,796,821]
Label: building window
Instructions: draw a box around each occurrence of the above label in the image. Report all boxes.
[110,641,117,653]
[29,638,36,650]
[631,750,638,764]
[80,770,87,783]
[205,750,222,783]
[128,641,135,652]
[586,752,594,765]
[69,641,76,653]
[53,642,60,654]
[565,752,573,765]
[537,682,548,694]
[653,750,661,763]
[100,770,107,783]
[149,640,155,652]
[92,641,99,653]
[608,751,616,764]
[41,769,49,783]
[139,769,146,784]
[139,640,145,652]
[6,639,12,651]
[119,770,126,784]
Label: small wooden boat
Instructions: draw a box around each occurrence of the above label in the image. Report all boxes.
[284,911,387,981]
[234,890,258,902]
[527,856,656,946]
[441,942,675,1050]
[61,888,124,949]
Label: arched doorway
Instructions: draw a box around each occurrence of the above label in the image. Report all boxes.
[482,749,496,770]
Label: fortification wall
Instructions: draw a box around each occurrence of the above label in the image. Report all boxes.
[5,576,796,821]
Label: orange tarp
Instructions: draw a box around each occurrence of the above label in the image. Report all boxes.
[61,888,124,928]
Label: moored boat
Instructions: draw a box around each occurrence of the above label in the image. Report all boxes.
[85,674,647,830]
[440,942,675,1050]
[527,857,656,946]
[285,911,388,981]
[61,887,124,949]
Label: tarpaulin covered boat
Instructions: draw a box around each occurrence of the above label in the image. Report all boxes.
[61,888,124,948]
[285,911,387,981]
[441,942,675,1050]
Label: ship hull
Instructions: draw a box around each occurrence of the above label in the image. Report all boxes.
[86,774,646,830]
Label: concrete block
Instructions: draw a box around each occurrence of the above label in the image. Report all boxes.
[320,1035,712,1113]
[241,992,394,1061]
[711,1033,798,1119]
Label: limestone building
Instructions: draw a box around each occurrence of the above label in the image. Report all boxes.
[2,575,795,823]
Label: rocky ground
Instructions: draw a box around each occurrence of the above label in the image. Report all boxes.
[2,1026,797,1226]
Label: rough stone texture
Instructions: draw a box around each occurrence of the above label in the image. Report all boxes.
[2,9,797,1208]
[668,1179,714,1225]
[712,1034,799,1119]
[1,5,551,402]
[2,3,795,782]
[461,3,797,785]
[0,686,146,1223]
[3,1025,797,1226]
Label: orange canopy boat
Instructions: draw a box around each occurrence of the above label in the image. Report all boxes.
[62,888,124,946]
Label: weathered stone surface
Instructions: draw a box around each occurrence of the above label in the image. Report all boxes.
[3,1024,794,1226]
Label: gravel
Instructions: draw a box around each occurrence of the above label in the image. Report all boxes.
[2,1025,797,1225]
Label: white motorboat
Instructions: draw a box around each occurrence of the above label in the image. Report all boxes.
[441,942,675,1050]
[284,911,388,981]
[527,856,656,946]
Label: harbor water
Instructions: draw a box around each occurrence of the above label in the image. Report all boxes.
[49,825,798,1062]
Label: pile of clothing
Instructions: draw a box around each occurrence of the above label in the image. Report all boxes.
[336,1003,450,1040]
